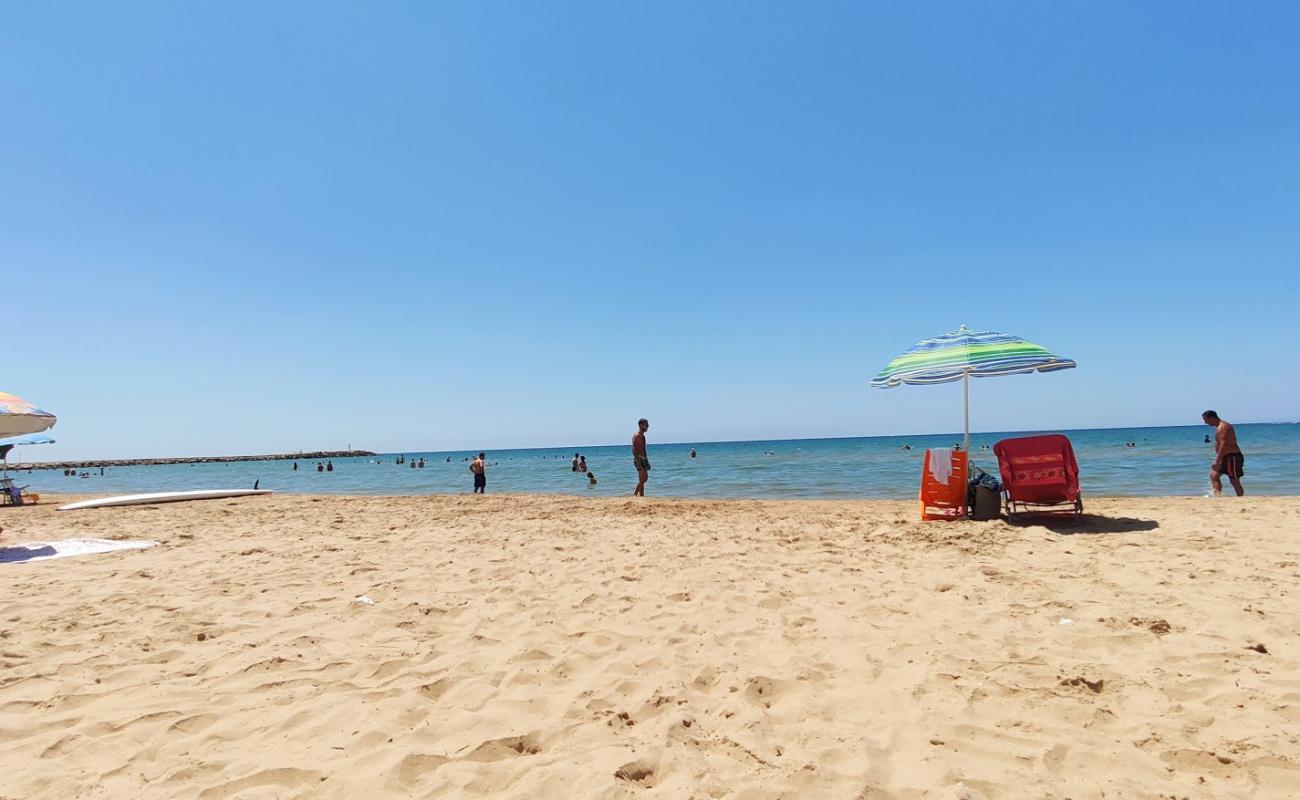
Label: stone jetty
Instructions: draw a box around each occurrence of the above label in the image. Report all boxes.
[8,450,376,471]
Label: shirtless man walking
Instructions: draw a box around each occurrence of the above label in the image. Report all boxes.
[632,418,650,497]
[1202,410,1244,496]
[470,452,487,494]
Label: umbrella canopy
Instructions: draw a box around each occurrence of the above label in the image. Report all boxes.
[871,326,1076,452]
[0,433,55,448]
[0,433,55,473]
[0,392,57,437]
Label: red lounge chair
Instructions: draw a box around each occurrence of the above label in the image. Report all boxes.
[993,434,1083,518]
[920,448,968,521]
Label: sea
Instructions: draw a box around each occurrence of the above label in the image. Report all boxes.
[16,423,1297,500]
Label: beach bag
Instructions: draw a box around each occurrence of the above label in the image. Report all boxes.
[967,468,1002,521]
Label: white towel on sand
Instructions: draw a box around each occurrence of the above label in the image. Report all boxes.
[928,448,952,484]
[0,538,157,565]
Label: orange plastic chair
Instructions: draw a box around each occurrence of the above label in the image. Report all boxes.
[920,448,968,521]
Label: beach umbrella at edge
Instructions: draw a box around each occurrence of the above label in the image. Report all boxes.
[870,326,1076,454]
[0,391,57,437]
[0,433,54,476]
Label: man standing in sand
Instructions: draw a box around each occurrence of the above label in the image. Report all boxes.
[632,418,650,496]
[1202,410,1244,497]
[470,452,487,494]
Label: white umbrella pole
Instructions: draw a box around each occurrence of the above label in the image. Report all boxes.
[962,369,970,455]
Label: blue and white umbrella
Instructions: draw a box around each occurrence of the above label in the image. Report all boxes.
[0,433,54,475]
[871,326,1076,452]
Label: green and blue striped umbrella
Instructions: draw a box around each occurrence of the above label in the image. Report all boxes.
[871,326,1075,452]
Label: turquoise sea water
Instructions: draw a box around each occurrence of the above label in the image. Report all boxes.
[15,424,1297,500]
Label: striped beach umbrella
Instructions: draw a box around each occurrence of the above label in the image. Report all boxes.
[0,392,57,437]
[0,433,54,476]
[870,326,1075,453]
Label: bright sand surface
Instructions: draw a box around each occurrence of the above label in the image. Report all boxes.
[2,494,1298,799]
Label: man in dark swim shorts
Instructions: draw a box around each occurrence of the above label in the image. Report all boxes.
[1202,410,1244,497]
[470,452,487,494]
[632,418,650,496]
[1219,451,1245,479]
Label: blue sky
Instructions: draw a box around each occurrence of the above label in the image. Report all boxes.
[5,2,1298,460]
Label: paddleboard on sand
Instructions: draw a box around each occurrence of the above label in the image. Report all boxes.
[57,489,273,511]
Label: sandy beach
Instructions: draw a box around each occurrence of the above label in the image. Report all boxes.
[2,493,1298,798]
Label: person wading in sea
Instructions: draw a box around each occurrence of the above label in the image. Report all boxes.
[470,452,487,494]
[1202,410,1245,497]
[632,418,651,497]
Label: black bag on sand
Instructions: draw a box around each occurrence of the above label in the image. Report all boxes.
[967,468,1002,521]
[970,484,1001,520]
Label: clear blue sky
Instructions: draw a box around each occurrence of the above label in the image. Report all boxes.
[5,2,1298,460]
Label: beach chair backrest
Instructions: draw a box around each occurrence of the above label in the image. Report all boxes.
[920,448,968,520]
[993,435,1080,499]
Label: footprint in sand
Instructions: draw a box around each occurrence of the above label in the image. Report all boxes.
[196,767,321,799]
[418,677,455,702]
[743,676,790,709]
[169,713,219,734]
[393,753,448,789]
[462,733,543,762]
[614,759,655,787]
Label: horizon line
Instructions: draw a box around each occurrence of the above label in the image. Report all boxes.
[24,419,1295,464]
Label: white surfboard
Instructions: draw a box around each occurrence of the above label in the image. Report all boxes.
[57,489,273,511]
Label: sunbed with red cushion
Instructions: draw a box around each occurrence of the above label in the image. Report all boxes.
[992,434,1083,518]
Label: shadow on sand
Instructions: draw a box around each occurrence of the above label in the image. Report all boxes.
[1008,514,1159,535]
